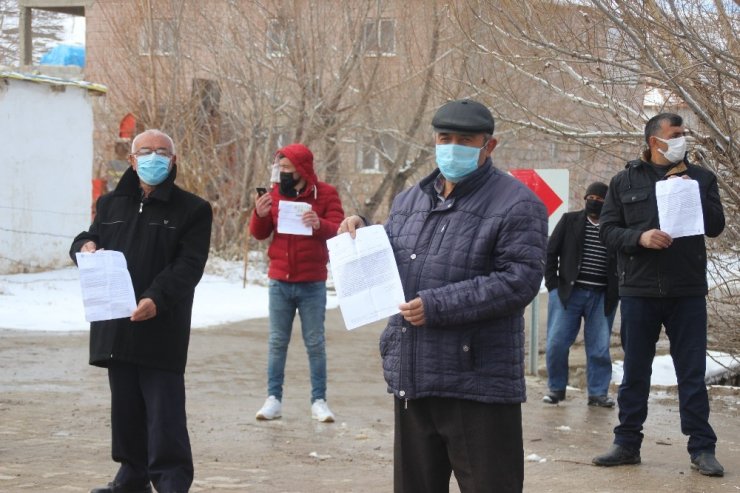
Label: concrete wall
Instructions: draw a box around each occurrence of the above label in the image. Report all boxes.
[0,78,94,273]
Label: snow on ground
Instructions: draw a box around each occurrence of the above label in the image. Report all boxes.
[611,351,739,387]
[0,258,736,387]
[0,257,337,332]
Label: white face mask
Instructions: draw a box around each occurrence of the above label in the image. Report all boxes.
[656,136,687,163]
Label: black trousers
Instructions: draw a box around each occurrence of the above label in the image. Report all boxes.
[108,361,193,493]
[394,396,523,493]
[615,296,717,457]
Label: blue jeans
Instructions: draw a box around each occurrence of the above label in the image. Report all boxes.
[614,296,716,457]
[545,287,615,396]
[267,280,327,403]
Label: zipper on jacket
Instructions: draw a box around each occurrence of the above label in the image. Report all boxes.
[123,194,145,267]
[405,398,408,410]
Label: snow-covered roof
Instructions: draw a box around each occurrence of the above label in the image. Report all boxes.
[0,69,106,94]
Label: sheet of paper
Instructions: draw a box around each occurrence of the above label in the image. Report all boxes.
[277,201,313,236]
[75,250,137,322]
[656,178,704,239]
[327,224,406,330]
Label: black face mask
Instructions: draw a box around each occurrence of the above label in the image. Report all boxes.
[279,172,300,197]
[585,199,604,217]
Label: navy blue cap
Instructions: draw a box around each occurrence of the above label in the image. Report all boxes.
[431,99,495,134]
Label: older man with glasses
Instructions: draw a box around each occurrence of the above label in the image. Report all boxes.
[70,129,213,493]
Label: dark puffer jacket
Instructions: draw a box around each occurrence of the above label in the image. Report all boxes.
[69,165,212,374]
[380,161,548,404]
[250,144,344,282]
[600,154,724,298]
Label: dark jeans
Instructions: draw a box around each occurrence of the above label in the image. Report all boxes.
[614,296,717,458]
[108,361,193,493]
[394,396,523,493]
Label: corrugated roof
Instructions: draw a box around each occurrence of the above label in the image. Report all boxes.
[0,70,106,94]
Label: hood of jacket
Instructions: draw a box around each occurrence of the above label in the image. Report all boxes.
[277,143,318,198]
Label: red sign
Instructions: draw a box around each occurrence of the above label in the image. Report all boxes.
[509,169,563,216]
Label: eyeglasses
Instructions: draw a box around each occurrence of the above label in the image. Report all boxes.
[132,147,172,157]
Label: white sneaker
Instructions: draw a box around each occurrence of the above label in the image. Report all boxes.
[256,396,282,420]
[311,399,335,423]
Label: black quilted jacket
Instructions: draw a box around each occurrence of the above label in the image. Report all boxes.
[380,161,548,404]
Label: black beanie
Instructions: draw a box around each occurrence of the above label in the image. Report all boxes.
[584,181,608,199]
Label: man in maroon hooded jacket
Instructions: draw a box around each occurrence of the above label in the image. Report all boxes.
[250,143,344,422]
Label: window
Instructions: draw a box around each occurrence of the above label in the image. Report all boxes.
[267,18,290,57]
[139,19,176,55]
[363,19,395,56]
[550,141,581,161]
[192,78,221,116]
[357,133,397,173]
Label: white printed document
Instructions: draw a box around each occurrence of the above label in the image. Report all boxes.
[656,178,704,239]
[327,224,406,330]
[277,201,313,236]
[75,250,137,322]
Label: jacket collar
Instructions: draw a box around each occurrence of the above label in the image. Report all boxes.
[421,157,494,198]
[632,150,688,177]
[296,182,317,200]
[115,164,178,202]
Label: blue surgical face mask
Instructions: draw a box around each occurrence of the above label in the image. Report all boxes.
[435,143,485,182]
[136,153,171,185]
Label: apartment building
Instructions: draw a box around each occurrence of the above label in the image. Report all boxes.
[16,0,648,250]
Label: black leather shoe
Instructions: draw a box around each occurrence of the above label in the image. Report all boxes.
[588,395,615,408]
[542,389,565,404]
[691,452,724,477]
[90,482,153,493]
[592,444,641,466]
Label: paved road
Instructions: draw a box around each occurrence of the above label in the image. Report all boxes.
[0,305,737,492]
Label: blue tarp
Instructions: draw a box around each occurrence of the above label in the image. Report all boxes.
[40,44,85,68]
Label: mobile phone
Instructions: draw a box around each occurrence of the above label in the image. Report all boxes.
[256,187,267,197]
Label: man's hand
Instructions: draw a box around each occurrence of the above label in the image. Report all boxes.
[639,229,672,249]
[337,215,365,238]
[400,297,425,326]
[80,241,97,253]
[255,192,273,218]
[131,298,157,322]
[302,209,321,230]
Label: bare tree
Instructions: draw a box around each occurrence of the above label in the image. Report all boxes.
[452,0,739,356]
[88,0,459,253]
[357,2,446,220]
